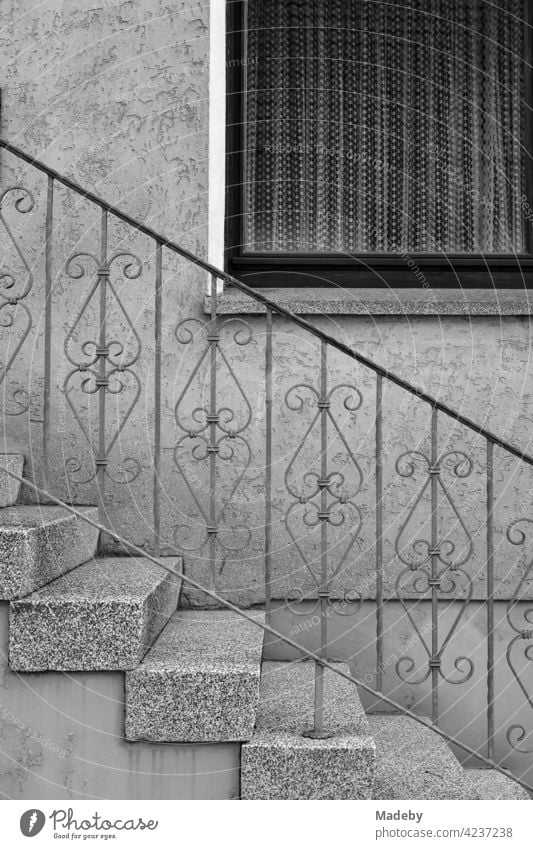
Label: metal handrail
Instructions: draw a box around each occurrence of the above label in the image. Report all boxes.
[1,461,531,795]
[1,135,533,466]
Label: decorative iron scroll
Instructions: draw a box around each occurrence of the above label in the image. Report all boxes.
[173,285,253,584]
[393,422,475,720]
[281,340,363,736]
[505,518,533,754]
[0,186,34,415]
[63,221,143,489]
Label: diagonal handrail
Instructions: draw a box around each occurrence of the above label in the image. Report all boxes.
[0,461,531,796]
[2,136,533,467]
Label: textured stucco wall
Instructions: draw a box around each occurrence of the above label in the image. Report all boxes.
[0,604,239,799]
[0,0,209,240]
[0,0,211,548]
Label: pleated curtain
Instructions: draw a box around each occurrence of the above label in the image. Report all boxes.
[244,0,526,254]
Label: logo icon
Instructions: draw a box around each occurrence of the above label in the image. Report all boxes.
[20,810,45,837]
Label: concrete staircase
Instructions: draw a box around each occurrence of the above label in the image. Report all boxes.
[0,455,528,800]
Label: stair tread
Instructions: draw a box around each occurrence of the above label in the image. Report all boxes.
[14,556,177,602]
[463,768,530,800]
[9,556,182,671]
[368,714,471,800]
[133,609,265,670]
[0,505,96,528]
[254,660,369,736]
[125,610,265,742]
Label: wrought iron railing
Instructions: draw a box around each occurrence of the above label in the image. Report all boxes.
[1,461,532,794]
[2,137,533,784]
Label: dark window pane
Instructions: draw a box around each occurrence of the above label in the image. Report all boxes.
[245,0,526,254]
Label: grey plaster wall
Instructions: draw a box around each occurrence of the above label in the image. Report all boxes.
[0,0,211,547]
[0,604,239,799]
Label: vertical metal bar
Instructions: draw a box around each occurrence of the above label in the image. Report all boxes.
[430,408,439,724]
[376,374,384,691]
[208,274,219,591]
[241,0,249,252]
[314,339,329,737]
[487,439,495,759]
[97,209,108,533]
[524,0,533,255]
[153,241,163,558]
[43,175,54,492]
[265,307,273,622]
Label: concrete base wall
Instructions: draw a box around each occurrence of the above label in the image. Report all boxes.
[0,604,239,799]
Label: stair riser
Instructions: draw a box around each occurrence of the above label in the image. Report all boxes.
[126,670,260,742]
[241,737,376,800]
[125,611,265,743]
[0,507,100,600]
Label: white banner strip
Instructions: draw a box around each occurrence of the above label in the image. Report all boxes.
[0,799,531,848]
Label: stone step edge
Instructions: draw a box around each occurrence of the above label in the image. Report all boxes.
[124,610,265,743]
[9,556,183,672]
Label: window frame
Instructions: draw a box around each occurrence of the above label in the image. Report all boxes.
[225,0,533,288]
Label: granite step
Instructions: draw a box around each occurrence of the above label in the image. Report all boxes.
[125,610,265,743]
[368,715,472,800]
[0,454,24,507]
[9,556,182,671]
[0,505,100,600]
[369,715,531,800]
[463,768,530,800]
[241,660,376,800]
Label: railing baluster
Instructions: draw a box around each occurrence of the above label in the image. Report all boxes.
[487,439,495,759]
[376,374,384,691]
[316,340,329,737]
[97,209,108,535]
[153,241,163,557]
[43,175,54,492]
[265,307,273,622]
[430,408,439,724]
[208,274,219,591]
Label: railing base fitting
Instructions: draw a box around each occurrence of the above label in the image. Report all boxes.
[302,729,335,741]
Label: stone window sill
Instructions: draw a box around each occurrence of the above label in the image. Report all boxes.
[204,288,533,317]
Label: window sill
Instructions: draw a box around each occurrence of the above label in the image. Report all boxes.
[205,287,533,317]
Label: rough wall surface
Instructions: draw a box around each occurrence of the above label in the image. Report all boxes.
[0,0,210,550]
[0,0,208,240]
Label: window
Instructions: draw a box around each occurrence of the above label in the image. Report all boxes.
[226,0,533,287]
